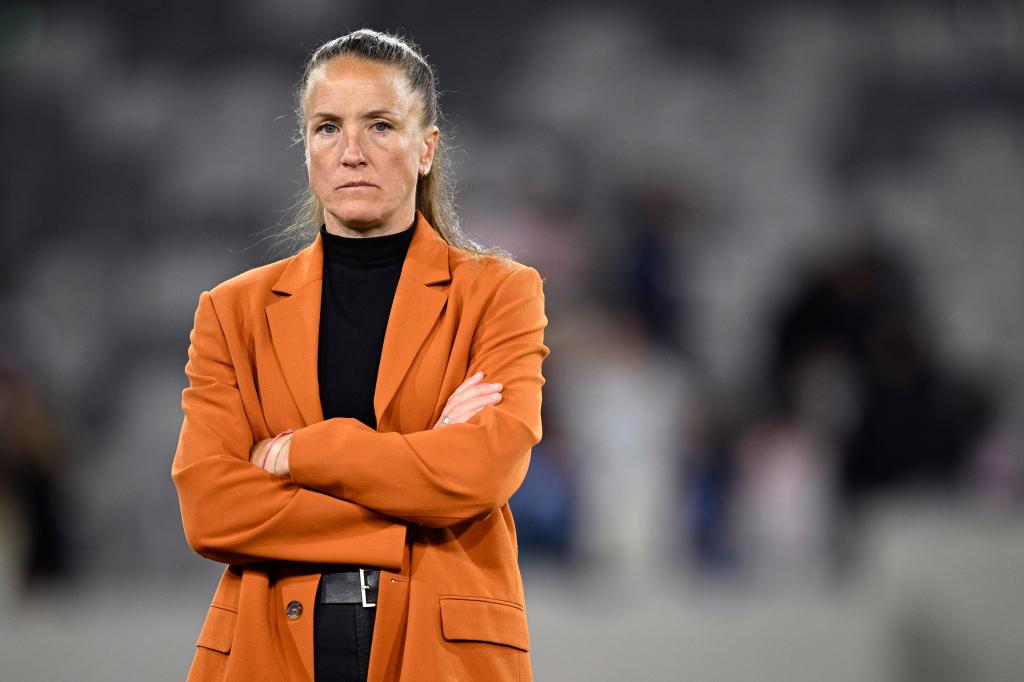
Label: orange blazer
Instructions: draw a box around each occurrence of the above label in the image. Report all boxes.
[171,210,549,681]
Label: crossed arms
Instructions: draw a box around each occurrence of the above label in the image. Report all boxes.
[171,266,548,566]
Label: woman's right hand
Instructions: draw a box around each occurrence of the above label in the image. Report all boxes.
[433,371,503,429]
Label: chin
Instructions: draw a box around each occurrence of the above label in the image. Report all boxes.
[325,202,386,230]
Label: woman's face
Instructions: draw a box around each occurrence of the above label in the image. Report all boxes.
[303,56,438,237]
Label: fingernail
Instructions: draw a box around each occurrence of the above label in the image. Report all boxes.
[493,383,503,390]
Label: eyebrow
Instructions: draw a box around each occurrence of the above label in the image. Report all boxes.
[310,109,401,121]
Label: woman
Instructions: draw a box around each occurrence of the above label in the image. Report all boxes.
[171,29,548,682]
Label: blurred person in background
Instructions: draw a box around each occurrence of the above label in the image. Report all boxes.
[171,29,548,681]
[561,298,692,580]
[769,234,995,574]
[0,358,67,596]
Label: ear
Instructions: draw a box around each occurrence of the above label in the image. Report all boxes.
[418,126,440,176]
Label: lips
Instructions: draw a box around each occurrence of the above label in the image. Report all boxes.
[337,182,377,189]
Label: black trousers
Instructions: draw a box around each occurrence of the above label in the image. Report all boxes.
[313,577,378,682]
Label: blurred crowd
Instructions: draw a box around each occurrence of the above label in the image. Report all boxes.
[1,0,1022,649]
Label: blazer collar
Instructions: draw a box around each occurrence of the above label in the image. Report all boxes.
[270,209,450,294]
[266,210,452,427]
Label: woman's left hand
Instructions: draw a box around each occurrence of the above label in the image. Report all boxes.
[249,431,293,475]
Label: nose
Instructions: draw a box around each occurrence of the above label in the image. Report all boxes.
[340,129,367,168]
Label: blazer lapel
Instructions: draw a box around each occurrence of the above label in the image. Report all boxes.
[266,234,326,427]
[374,211,451,424]
[265,210,451,429]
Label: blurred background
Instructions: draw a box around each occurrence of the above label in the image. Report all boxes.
[2,0,1023,679]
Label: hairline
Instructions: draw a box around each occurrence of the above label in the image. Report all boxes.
[299,56,433,138]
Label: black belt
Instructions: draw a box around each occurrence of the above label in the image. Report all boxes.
[319,568,379,607]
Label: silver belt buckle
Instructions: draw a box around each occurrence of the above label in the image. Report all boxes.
[359,568,376,608]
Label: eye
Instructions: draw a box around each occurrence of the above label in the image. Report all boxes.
[316,122,338,134]
[372,120,393,133]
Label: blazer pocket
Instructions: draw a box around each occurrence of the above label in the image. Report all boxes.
[439,597,530,652]
[196,604,238,654]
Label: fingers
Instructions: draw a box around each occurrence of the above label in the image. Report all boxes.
[434,372,504,429]
[445,378,502,407]
[443,381,502,416]
[250,433,291,470]
[250,438,271,467]
[266,435,291,476]
[446,391,502,422]
[449,370,485,399]
[435,390,502,429]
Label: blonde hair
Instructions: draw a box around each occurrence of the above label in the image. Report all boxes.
[281,29,510,261]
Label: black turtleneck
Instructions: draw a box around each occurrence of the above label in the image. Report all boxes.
[317,214,416,430]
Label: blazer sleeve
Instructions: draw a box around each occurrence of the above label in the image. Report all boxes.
[287,265,549,528]
[171,290,408,567]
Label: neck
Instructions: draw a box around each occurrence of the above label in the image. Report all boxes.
[325,207,417,238]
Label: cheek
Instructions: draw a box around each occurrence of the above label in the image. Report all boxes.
[385,144,420,180]
[306,146,334,184]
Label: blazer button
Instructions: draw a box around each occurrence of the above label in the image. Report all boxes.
[286,600,303,620]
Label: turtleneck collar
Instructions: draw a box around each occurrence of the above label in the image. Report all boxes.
[319,213,417,269]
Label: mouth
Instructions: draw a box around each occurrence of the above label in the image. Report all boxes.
[336,182,378,189]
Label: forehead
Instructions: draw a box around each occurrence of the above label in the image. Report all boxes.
[304,56,416,114]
